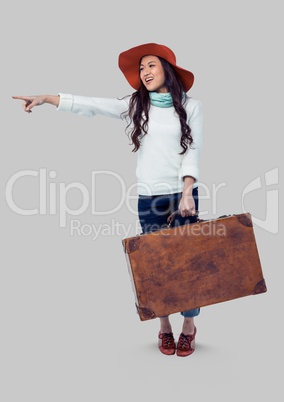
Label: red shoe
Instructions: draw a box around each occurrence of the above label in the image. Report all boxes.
[176,327,197,357]
[158,331,176,355]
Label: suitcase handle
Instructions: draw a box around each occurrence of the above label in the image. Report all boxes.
[167,209,200,227]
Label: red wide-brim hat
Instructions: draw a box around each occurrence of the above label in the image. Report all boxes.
[118,43,194,92]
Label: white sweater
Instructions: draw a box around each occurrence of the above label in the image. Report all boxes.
[57,93,203,196]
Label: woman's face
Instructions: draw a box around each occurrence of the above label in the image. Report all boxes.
[139,55,168,93]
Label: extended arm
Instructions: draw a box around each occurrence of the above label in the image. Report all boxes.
[13,93,129,120]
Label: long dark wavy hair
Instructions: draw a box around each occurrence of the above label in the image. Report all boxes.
[123,56,193,155]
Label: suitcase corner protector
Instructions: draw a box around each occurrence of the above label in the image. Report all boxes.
[254,279,267,294]
[123,237,141,254]
[236,212,253,227]
[136,304,156,320]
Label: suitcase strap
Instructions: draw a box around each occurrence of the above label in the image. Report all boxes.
[167,209,200,227]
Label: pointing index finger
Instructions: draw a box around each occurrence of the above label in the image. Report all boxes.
[12,95,32,101]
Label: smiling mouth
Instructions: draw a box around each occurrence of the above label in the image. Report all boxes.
[145,77,153,84]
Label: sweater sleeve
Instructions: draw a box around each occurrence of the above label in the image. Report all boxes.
[178,100,203,182]
[57,93,129,120]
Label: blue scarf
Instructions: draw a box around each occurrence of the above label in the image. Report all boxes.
[149,91,173,108]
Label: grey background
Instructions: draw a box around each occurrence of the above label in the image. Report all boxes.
[1,1,282,401]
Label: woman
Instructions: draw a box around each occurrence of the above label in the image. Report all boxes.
[13,43,203,357]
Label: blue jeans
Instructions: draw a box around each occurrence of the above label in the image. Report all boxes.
[138,188,200,318]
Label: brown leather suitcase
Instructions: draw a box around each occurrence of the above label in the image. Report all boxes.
[122,212,267,321]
